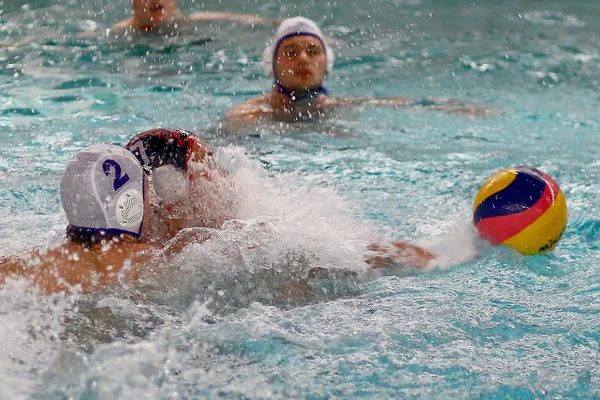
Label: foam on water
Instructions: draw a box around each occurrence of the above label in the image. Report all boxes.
[0,148,422,397]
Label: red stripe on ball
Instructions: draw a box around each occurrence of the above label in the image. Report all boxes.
[476,182,554,243]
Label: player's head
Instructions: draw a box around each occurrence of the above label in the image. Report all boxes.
[60,144,146,244]
[132,0,178,29]
[263,17,334,94]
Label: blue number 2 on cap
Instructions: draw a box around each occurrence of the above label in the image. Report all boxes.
[103,159,130,191]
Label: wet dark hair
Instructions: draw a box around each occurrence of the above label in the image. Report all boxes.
[66,225,126,246]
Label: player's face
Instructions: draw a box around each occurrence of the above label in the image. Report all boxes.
[133,0,177,27]
[274,35,327,94]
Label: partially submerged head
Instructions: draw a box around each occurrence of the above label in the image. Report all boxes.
[263,17,335,96]
[126,128,235,241]
[131,0,179,30]
[126,128,212,175]
[61,144,147,245]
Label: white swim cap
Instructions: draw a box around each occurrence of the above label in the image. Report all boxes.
[263,17,335,77]
[60,144,145,239]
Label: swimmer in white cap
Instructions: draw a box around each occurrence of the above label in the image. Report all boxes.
[223,17,494,133]
[0,138,436,295]
[111,0,278,34]
[0,144,207,295]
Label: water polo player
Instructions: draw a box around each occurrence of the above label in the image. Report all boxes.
[223,17,494,133]
[125,128,236,243]
[0,141,436,295]
[125,128,436,268]
[0,145,159,294]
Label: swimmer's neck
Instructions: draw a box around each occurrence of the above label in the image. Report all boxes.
[271,83,328,108]
[129,10,185,32]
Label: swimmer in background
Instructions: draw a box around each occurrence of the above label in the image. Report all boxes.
[110,0,279,34]
[2,0,278,47]
[223,17,495,133]
[0,144,207,295]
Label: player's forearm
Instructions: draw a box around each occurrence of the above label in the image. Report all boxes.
[365,241,435,269]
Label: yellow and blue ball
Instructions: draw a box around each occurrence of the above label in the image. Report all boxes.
[473,166,567,255]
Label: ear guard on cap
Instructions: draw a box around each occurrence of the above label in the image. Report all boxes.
[152,164,189,203]
[115,188,145,232]
[60,144,145,239]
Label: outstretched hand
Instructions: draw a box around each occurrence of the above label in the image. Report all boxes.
[188,12,280,25]
[273,240,435,304]
[412,97,501,118]
[365,240,436,269]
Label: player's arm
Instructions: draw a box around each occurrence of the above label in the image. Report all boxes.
[108,18,134,31]
[221,95,271,134]
[339,96,498,118]
[275,240,435,303]
[365,240,436,269]
[160,228,213,258]
[0,254,26,286]
[188,12,279,25]
[0,248,94,294]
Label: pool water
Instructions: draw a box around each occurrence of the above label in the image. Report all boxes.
[1,0,600,398]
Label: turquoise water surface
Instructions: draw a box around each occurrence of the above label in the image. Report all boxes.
[1,0,599,398]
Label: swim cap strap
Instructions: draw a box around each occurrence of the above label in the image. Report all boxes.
[274,82,328,102]
[66,225,142,240]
